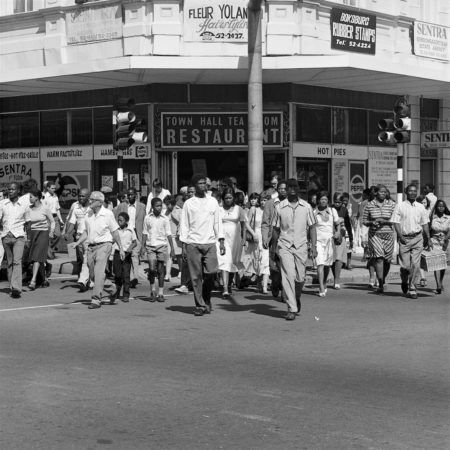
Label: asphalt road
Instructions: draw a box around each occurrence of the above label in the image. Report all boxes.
[0,276,449,450]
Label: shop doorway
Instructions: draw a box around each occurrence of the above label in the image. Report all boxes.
[177,151,248,191]
[176,150,286,192]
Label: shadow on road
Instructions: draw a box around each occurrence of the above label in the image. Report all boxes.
[166,305,195,315]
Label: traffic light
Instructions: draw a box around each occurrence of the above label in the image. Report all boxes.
[113,97,147,150]
[378,96,411,145]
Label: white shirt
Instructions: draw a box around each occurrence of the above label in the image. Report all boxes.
[391,200,429,235]
[43,192,60,215]
[84,206,119,245]
[180,196,224,245]
[142,213,172,247]
[19,193,32,209]
[68,202,90,234]
[426,192,437,211]
[146,188,171,214]
[128,203,136,230]
[0,198,28,238]
[113,227,137,252]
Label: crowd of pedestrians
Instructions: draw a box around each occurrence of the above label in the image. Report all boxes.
[0,176,449,320]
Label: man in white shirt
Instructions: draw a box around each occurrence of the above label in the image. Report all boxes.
[423,183,437,211]
[391,184,432,299]
[0,183,28,298]
[145,178,171,214]
[180,174,225,316]
[71,191,124,309]
[65,188,91,292]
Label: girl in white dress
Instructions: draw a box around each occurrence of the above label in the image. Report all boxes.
[314,191,340,297]
[217,187,248,297]
[245,192,271,293]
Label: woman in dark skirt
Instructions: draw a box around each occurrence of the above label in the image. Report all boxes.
[25,188,55,290]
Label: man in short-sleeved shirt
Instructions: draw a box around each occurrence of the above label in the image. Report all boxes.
[72,191,124,309]
[272,179,317,320]
[391,184,431,298]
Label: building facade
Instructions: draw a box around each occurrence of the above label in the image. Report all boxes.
[0,0,449,212]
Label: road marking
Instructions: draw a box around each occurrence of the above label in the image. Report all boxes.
[0,304,65,312]
[221,410,273,422]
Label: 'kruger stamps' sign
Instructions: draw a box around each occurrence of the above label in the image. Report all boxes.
[413,21,449,61]
[330,8,376,54]
[184,0,248,42]
[161,112,283,148]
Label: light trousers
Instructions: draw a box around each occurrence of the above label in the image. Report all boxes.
[2,234,25,292]
[399,234,423,291]
[278,242,307,313]
[87,242,112,304]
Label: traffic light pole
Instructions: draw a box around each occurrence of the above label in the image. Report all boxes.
[247,0,264,193]
[117,149,124,193]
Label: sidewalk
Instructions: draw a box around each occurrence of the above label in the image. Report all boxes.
[49,251,426,285]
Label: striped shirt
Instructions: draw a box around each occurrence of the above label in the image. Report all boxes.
[362,199,396,233]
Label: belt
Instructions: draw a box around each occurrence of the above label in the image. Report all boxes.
[88,242,112,248]
[52,213,57,217]
[402,231,421,238]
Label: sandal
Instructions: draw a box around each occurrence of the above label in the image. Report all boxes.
[28,281,36,291]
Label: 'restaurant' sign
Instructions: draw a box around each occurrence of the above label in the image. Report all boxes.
[183,0,248,42]
[330,8,376,55]
[161,112,283,148]
[421,131,450,149]
[413,21,449,61]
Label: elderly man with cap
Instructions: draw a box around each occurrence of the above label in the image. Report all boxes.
[71,191,125,309]
[272,179,317,321]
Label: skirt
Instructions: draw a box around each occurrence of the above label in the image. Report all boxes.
[368,231,395,261]
[316,238,334,266]
[29,230,49,263]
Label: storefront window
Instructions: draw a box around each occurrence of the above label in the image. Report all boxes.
[93,107,112,145]
[0,112,39,148]
[296,159,330,201]
[368,110,391,147]
[295,106,331,143]
[71,108,92,145]
[332,108,367,145]
[40,110,67,146]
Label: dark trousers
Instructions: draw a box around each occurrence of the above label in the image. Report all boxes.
[185,243,218,308]
[113,250,132,298]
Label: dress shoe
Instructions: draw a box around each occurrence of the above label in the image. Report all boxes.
[11,289,21,299]
[88,302,101,309]
[122,297,130,303]
[204,304,212,314]
[78,282,88,293]
[285,312,296,321]
[193,307,205,316]
[156,294,165,303]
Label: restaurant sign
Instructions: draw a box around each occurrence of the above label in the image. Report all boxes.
[183,0,248,42]
[413,21,449,61]
[421,131,450,149]
[330,8,376,55]
[161,112,283,148]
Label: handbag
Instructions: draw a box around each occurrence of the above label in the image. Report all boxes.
[245,209,256,243]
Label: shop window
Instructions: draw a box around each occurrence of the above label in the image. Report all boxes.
[295,106,331,143]
[368,110,391,147]
[332,108,367,145]
[14,0,33,13]
[71,108,93,145]
[0,112,39,148]
[40,110,67,146]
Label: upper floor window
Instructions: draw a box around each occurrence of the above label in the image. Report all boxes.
[296,106,331,143]
[0,112,39,148]
[14,0,33,13]
[40,110,67,146]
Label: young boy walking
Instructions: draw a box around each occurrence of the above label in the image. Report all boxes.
[141,198,175,302]
[111,212,137,303]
